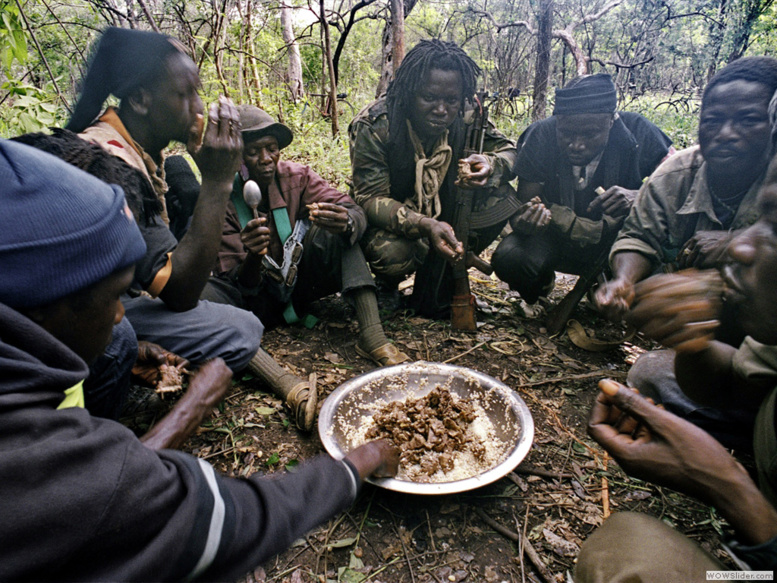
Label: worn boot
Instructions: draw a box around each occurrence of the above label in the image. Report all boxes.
[247,348,318,431]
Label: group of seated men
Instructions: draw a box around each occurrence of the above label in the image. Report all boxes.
[1,23,777,581]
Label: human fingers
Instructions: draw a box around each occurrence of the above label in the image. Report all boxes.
[588,380,636,446]
[309,202,345,213]
[310,208,348,224]
[138,341,168,365]
[438,223,463,259]
[594,280,634,319]
[190,102,219,156]
[372,439,400,478]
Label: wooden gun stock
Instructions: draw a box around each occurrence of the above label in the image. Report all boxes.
[545,256,607,335]
[450,96,489,331]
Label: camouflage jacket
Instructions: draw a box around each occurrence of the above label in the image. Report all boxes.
[348,97,517,239]
[610,146,762,269]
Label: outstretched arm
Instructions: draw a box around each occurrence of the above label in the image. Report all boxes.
[589,379,777,546]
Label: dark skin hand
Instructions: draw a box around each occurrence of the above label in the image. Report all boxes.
[344,439,400,481]
[589,379,777,546]
[678,230,739,270]
[236,215,271,290]
[131,341,190,386]
[594,251,653,321]
[455,154,494,189]
[509,196,552,235]
[586,185,637,218]
[241,216,272,256]
[420,217,464,262]
[140,358,233,451]
[307,202,350,234]
[626,269,723,353]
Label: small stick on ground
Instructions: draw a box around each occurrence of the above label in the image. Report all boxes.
[425,509,437,553]
[392,518,416,583]
[443,341,488,364]
[513,466,574,481]
[602,453,610,519]
[513,369,627,389]
[474,508,553,583]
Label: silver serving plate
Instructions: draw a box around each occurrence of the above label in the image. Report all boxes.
[318,362,534,495]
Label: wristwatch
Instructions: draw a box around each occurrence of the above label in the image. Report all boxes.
[344,214,354,237]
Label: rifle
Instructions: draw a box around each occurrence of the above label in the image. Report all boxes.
[545,187,615,335]
[450,96,490,331]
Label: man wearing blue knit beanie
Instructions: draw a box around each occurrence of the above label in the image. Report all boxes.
[491,73,674,317]
[0,139,398,581]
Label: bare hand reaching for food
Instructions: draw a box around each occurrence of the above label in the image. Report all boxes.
[345,439,400,480]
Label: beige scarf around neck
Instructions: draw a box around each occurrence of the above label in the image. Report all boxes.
[406,119,452,219]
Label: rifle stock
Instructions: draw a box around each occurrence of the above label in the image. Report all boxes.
[545,255,607,335]
[450,96,489,331]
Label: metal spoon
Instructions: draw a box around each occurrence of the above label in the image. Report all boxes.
[243,179,262,220]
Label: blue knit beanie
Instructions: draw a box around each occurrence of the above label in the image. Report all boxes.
[0,140,147,308]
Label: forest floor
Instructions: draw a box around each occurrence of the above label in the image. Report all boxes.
[124,257,736,583]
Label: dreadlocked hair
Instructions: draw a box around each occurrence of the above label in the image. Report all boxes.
[703,56,777,109]
[11,128,163,226]
[386,39,481,150]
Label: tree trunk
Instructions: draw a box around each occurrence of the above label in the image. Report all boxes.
[706,0,728,81]
[531,0,553,122]
[391,0,405,72]
[727,0,774,62]
[376,0,418,97]
[281,2,304,100]
[320,0,339,136]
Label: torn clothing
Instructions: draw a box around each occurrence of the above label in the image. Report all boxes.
[611,146,763,270]
[0,301,362,582]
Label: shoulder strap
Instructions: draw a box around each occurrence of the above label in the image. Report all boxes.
[272,207,293,244]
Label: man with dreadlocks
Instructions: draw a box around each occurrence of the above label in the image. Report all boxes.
[596,56,777,322]
[348,39,520,317]
[64,27,317,431]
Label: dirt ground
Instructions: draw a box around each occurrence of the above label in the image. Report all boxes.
[124,270,735,583]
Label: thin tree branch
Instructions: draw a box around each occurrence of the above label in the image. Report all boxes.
[14,0,72,114]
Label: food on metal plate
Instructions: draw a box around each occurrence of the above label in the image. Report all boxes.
[346,379,512,483]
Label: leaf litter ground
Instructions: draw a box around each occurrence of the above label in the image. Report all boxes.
[123,270,739,583]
